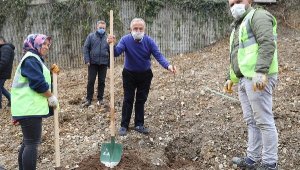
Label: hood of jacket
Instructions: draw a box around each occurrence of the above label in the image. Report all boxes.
[0,43,15,50]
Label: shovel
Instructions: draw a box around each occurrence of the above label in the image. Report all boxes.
[52,69,61,169]
[100,10,123,168]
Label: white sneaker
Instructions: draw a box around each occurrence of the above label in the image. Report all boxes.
[97,100,104,106]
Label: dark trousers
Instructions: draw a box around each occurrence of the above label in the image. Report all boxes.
[121,69,153,128]
[18,118,42,170]
[86,64,108,101]
[0,79,10,109]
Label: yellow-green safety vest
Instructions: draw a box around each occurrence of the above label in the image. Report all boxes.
[229,9,278,83]
[11,51,51,117]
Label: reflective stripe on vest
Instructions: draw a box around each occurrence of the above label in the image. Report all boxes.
[11,52,51,117]
[229,9,278,83]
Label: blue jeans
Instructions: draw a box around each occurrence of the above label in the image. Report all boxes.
[238,75,278,165]
[0,79,10,109]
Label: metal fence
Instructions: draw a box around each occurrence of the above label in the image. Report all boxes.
[0,0,231,68]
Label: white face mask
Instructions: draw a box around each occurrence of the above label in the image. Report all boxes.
[131,31,145,41]
[230,4,246,19]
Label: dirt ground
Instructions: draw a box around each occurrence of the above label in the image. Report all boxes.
[0,11,299,170]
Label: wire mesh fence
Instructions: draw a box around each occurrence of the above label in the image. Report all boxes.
[0,0,231,68]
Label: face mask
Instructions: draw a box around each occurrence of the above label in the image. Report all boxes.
[230,4,246,19]
[131,31,144,41]
[97,28,105,34]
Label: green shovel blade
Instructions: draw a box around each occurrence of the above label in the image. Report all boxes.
[100,137,123,168]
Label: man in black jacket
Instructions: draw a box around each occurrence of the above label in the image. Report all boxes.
[0,36,15,109]
[82,20,109,107]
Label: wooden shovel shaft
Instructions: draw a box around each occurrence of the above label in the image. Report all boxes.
[109,10,115,137]
[53,73,61,167]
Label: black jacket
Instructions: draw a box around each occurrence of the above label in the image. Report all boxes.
[0,43,15,79]
[83,32,109,65]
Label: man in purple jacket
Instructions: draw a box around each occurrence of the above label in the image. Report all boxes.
[108,18,176,136]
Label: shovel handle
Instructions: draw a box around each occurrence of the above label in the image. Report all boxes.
[109,10,115,137]
[53,73,61,167]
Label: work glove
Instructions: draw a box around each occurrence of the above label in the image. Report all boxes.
[48,95,59,108]
[51,64,60,74]
[252,72,268,91]
[168,65,177,74]
[223,80,233,93]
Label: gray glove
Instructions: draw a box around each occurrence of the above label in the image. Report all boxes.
[48,95,58,108]
[252,72,268,91]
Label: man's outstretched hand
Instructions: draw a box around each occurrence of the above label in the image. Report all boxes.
[168,65,177,74]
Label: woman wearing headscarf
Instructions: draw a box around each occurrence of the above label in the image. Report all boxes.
[11,34,59,169]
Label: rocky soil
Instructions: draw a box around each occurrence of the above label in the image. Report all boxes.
[0,18,299,170]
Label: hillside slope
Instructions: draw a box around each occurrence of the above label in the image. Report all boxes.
[0,21,299,170]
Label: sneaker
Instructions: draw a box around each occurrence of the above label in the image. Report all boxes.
[134,126,149,134]
[82,100,91,107]
[256,163,278,170]
[119,127,127,136]
[232,157,256,170]
[97,100,104,106]
[0,164,5,170]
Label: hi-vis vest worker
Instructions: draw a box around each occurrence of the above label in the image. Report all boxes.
[11,52,51,117]
[229,9,278,83]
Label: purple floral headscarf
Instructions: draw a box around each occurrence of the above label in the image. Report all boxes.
[23,34,52,56]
